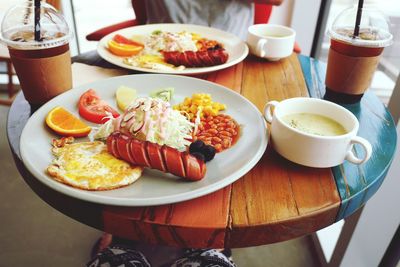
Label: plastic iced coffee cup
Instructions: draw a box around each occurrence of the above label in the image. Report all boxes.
[325,5,393,104]
[0,1,73,108]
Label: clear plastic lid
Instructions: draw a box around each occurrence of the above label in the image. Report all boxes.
[328,4,393,48]
[0,0,71,49]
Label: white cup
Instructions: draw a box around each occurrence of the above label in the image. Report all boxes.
[263,97,372,168]
[247,24,296,61]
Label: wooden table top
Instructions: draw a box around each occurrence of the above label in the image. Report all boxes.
[7,53,397,248]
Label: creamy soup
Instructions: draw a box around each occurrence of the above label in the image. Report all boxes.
[282,113,347,136]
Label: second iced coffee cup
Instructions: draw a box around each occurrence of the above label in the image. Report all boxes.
[325,5,393,103]
[0,1,72,108]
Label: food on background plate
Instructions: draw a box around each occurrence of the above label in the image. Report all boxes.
[112,31,229,71]
[282,113,347,136]
[45,106,91,137]
[162,49,228,68]
[112,34,144,46]
[107,34,144,57]
[47,138,143,191]
[115,85,137,111]
[78,89,120,124]
[108,40,144,57]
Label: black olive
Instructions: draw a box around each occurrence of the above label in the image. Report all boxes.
[189,140,205,154]
[202,145,216,162]
[191,152,205,162]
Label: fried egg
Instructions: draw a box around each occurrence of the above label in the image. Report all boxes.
[47,141,143,191]
[123,54,183,71]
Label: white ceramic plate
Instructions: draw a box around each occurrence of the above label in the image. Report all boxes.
[20,75,267,206]
[97,24,249,75]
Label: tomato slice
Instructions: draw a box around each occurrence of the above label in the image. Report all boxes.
[78,89,120,124]
[112,34,144,47]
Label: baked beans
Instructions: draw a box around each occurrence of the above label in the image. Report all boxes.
[195,114,240,152]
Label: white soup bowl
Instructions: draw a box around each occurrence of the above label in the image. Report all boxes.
[264,97,372,168]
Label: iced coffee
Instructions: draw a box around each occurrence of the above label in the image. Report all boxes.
[0,1,72,107]
[325,6,392,103]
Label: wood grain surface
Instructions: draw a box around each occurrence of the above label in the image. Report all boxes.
[227,55,340,247]
[103,186,231,248]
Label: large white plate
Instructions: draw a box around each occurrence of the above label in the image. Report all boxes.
[97,24,249,75]
[20,75,267,206]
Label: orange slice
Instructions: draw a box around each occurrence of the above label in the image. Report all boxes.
[107,40,144,57]
[46,106,91,137]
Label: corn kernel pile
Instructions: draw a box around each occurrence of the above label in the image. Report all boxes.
[173,93,226,121]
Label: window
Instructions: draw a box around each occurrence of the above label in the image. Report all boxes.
[68,0,133,54]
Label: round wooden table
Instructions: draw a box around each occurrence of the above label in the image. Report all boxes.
[7,53,397,248]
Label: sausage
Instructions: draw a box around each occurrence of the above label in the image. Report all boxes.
[107,132,206,181]
[186,51,202,67]
[197,51,214,66]
[163,48,229,67]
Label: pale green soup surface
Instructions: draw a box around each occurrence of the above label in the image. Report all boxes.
[282,113,347,136]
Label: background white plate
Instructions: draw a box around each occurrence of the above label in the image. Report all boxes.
[20,75,267,206]
[97,24,249,75]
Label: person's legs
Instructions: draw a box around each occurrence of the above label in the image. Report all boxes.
[166,249,236,267]
[91,233,113,259]
[89,235,235,267]
[87,245,151,267]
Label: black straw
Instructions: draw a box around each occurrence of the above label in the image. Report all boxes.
[353,0,364,38]
[34,0,41,41]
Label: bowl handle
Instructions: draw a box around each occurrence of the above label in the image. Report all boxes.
[345,136,372,164]
[264,101,279,123]
[256,39,268,58]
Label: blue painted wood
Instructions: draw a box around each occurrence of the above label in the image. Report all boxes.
[298,54,397,221]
